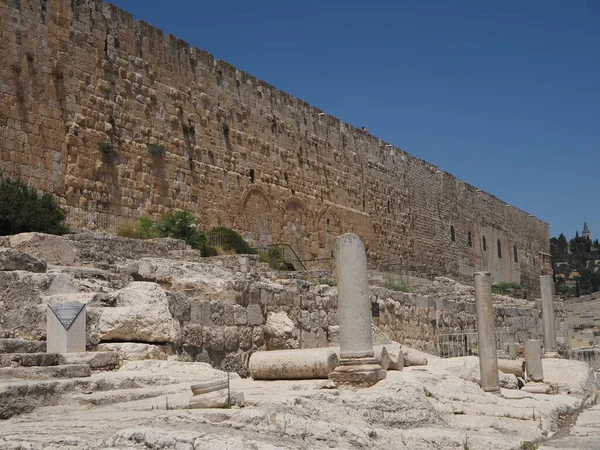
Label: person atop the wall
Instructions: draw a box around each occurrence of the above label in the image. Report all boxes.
[361,126,368,134]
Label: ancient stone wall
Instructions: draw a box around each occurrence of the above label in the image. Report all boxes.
[0,0,550,293]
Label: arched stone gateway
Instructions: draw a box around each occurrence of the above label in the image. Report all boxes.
[239,186,272,246]
[281,197,309,260]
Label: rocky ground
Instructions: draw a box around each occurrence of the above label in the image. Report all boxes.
[0,231,598,449]
[1,355,598,449]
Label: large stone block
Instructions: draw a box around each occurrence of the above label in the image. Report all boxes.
[0,248,47,273]
[246,304,264,326]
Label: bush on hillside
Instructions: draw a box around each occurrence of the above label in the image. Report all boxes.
[0,174,69,236]
[157,210,206,250]
[210,227,256,254]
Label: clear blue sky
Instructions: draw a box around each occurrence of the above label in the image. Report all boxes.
[109,0,599,241]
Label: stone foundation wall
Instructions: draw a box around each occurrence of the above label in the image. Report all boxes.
[0,0,550,294]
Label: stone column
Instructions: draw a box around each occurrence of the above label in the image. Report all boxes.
[524,339,544,382]
[329,233,385,386]
[474,272,500,393]
[540,275,558,357]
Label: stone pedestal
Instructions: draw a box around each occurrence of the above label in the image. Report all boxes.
[329,234,385,386]
[524,339,544,382]
[474,272,500,393]
[540,275,558,357]
[47,303,86,353]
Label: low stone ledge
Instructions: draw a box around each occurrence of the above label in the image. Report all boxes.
[0,353,59,368]
[0,339,46,354]
[57,351,119,371]
[0,364,91,380]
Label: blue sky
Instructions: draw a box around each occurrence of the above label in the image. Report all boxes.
[109,0,599,241]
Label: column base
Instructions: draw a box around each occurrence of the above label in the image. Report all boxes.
[544,351,560,358]
[329,357,386,387]
[480,384,501,394]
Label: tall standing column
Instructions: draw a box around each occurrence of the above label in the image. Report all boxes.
[474,272,500,393]
[540,275,558,357]
[329,233,386,386]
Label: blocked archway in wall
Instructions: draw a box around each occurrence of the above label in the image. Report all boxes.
[316,206,343,260]
[281,197,310,260]
[239,186,272,246]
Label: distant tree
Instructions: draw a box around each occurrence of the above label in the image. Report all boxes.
[550,233,569,260]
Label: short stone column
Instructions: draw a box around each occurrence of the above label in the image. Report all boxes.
[524,339,544,382]
[540,275,558,357]
[474,272,500,393]
[329,233,385,386]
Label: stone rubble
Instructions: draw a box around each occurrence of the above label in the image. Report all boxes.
[0,231,598,449]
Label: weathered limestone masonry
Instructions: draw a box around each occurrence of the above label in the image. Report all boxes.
[0,0,550,293]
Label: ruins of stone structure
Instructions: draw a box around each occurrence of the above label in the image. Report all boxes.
[0,230,598,449]
[0,0,550,293]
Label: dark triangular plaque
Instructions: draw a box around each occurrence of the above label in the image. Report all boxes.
[49,303,85,330]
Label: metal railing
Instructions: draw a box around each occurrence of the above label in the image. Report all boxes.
[63,205,136,232]
[257,244,307,271]
[436,327,515,359]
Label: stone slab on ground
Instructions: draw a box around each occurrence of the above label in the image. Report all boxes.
[0,364,91,381]
[0,339,46,354]
[0,353,59,368]
[57,352,119,371]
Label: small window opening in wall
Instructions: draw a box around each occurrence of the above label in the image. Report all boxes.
[497,239,502,258]
[533,257,536,266]
[513,245,518,263]
[467,231,472,247]
[387,199,390,214]
[482,236,487,251]
[450,225,455,242]
[362,199,365,210]
[249,169,255,183]
[326,218,330,225]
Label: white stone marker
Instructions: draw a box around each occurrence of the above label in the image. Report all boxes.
[524,339,544,382]
[329,233,385,386]
[540,275,559,357]
[474,272,500,393]
[47,303,86,353]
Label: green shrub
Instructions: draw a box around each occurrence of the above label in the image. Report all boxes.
[492,281,521,290]
[201,245,218,257]
[0,174,69,236]
[117,216,159,239]
[260,247,285,270]
[157,210,205,249]
[384,280,410,292]
[98,141,112,154]
[320,277,337,286]
[210,227,255,254]
[148,144,166,157]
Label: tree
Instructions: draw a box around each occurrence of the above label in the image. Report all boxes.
[0,174,69,236]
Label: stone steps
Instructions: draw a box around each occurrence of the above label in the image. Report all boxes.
[0,368,197,419]
[57,351,119,371]
[67,382,190,408]
[0,352,59,368]
[0,339,46,354]
[0,364,91,381]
